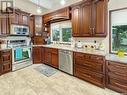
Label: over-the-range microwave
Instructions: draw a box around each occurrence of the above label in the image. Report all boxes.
[10,24,29,35]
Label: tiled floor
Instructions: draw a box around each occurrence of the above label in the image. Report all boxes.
[0,64,121,95]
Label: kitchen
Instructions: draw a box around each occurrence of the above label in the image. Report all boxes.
[0,0,127,95]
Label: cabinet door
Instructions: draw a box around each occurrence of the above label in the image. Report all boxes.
[29,16,34,37]
[11,12,20,24]
[72,5,81,37]
[2,63,12,74]
[51,49,58,68]
[92,0,108,37]
[21,13,29,25]
[0,17,2,35]
[1,15,9,35]
[22,14,29,25]
[81,2,92,37]
[34,16,43,36]
[1,50,12,63]
[44,48,52,65]
[41,47,45,63]
[32,47,42,64]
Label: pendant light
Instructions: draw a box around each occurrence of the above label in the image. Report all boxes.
[36,0,42,14]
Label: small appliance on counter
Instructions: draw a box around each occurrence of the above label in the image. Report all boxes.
[76,41,83,48]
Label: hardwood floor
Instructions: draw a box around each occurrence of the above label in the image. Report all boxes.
[0,65,120,95]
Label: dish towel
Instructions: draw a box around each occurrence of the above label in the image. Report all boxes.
[15,48,23,60]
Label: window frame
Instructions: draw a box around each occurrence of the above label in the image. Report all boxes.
[50,21,72,44]
[109,7,127,54]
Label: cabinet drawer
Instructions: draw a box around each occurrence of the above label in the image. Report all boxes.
[52,48,58,54]
[74,64,105,87]
[107,61,127,75]
[75,59,104,73]
[0,50,12,63]
[106,75,127,93]
[89,55,104,63]
[75,52,85,59]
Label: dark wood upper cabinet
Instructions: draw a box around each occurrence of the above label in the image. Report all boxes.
[29,16,34,37]
[21,13,29,25]
[0,15,9,36]
[81,2,92,37]
[8,8,30,26]
[71,0,108,37]
[71,6,81,37]
[30,15,43,37]
[30,15,44,45]
[10,12,20,24]
[92,0,107,37]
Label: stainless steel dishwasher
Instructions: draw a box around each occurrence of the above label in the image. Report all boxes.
[59,49,73,75]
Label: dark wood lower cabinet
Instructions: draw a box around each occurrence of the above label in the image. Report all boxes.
[106,61,127,93]
[32,47,42,64]
[44,47,58,69]
[51,48,58,68]
[32,46,127,93]
[0,49,12,74]
[32,47,58,69]
[44,48,52,65]
[74,52,105,88]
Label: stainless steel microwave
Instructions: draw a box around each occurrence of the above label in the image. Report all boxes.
[10,24,29,35]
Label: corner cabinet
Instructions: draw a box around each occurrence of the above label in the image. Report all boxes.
[71,0,108,37]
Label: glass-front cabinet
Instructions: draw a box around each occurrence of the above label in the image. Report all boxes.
[35,16,43,36]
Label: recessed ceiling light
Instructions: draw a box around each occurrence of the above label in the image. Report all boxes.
[37,7,42,14]
[60,0,66,5]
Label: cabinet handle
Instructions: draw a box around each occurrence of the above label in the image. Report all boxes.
[3,66,5,70]
[92,28,95,34]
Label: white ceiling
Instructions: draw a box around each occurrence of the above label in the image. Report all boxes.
[14,0,82,15]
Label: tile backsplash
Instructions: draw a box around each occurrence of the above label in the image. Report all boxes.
[72,37,109,53]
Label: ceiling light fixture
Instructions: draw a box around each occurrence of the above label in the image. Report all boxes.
[60,0,66,5]
[36,0,42,14]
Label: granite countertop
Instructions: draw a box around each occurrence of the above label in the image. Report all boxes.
[0,48,12,51]
[33,44,127,64]
[106,54,127,64]
[33,44,107,56]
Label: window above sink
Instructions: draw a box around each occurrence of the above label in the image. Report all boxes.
[51,21,72,44]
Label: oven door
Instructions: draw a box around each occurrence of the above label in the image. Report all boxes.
[12,46,32,64]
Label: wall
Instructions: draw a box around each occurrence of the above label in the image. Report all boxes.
[74,0,127,54]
